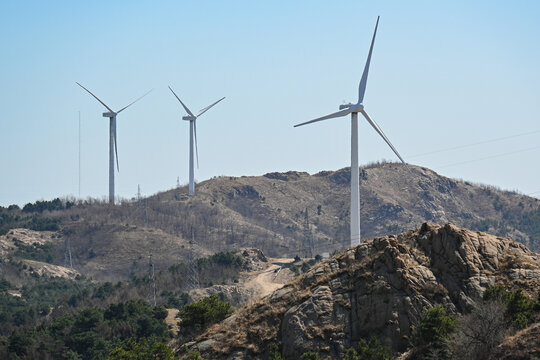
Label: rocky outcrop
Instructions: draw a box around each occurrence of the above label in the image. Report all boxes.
[182,223,540,359]
[189,284,255,307]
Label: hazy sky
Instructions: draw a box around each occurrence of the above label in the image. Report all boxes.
[1,1,540,206]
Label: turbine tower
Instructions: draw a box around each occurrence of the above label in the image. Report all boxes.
[294,16,412,248]
[168,86,225,196]
[76,83,151,204]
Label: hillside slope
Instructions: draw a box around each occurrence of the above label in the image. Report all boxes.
[184,222,540,359]
[3,163,540,281]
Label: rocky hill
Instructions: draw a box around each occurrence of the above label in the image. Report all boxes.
[2,162,540,282]
[183,222,540,359]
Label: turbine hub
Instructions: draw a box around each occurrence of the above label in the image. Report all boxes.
[339,103,355,110]
[348,103,364,112]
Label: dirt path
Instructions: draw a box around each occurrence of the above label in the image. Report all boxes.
[165,308,179,335]
[243,257,294,299]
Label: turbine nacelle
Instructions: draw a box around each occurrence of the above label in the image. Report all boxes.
[182,115,196,121]
[103,112,116,118]
[339,103,364,111]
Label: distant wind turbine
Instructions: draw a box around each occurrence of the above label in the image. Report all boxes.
[294,16,412,248]
[168,86,225,196]
[76,82,152,204]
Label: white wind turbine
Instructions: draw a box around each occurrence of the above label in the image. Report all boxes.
[76,82,152,204]
[294,16,412,248]
[168,86,225,196]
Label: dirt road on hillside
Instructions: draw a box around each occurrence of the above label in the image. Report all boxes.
[244,258,295,299]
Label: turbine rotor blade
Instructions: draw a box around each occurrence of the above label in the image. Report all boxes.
[357,16,380,105]
[168,86,194,117]
[76,82,114,113]
[360,109,413,175]
[113,117,119,172]
[294,108,352,127]
[194,119,199,169]
[116,89,153,114]
[196,97,226,117]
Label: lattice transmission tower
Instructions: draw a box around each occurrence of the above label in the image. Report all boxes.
[184,228,200,290]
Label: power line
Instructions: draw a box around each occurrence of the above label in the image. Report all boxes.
[436,145,540,169]
[408,130,540,159]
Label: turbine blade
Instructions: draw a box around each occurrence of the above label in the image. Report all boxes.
[294,108,352,127]
[168,86,194,117]
[113,118,119,172]
[76,82,114,113]
[194,119,199,169]
[357,16,379,105]
[116,89,153,114]
[196,97,225,117]
[360,109,413,175]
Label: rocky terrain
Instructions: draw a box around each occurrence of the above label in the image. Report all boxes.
[183,222,540,359]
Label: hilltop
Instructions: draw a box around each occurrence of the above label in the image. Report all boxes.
[1,163,540,282]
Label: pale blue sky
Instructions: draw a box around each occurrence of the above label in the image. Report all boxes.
[1,1,540,206]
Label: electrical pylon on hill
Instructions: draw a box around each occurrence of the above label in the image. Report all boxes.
[185,228,200,290]
[64,237,73,269]
[148,254,157,307]
[303,208,314,258]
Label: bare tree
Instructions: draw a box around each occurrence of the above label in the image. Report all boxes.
[449,300,508,360]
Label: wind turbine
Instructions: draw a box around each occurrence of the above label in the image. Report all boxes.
[294,16,412,248]
[76,82,152,204]
[168,86,225,196]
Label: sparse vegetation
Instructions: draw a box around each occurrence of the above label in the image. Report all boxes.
[13,240,56,263]
[482,285,537,329]
[408,286,540,359]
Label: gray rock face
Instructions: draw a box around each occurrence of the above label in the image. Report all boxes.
[184,223,540,359]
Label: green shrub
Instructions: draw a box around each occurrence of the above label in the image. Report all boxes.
[269,343,284,360]
[183,347,205,359]
[483,286,536,328]
[301,351,322,360]
[179,295,233,334]
[108,337,174,360]
[196,252,244,269]
[344,336,391,360]
[412,305,456,348]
